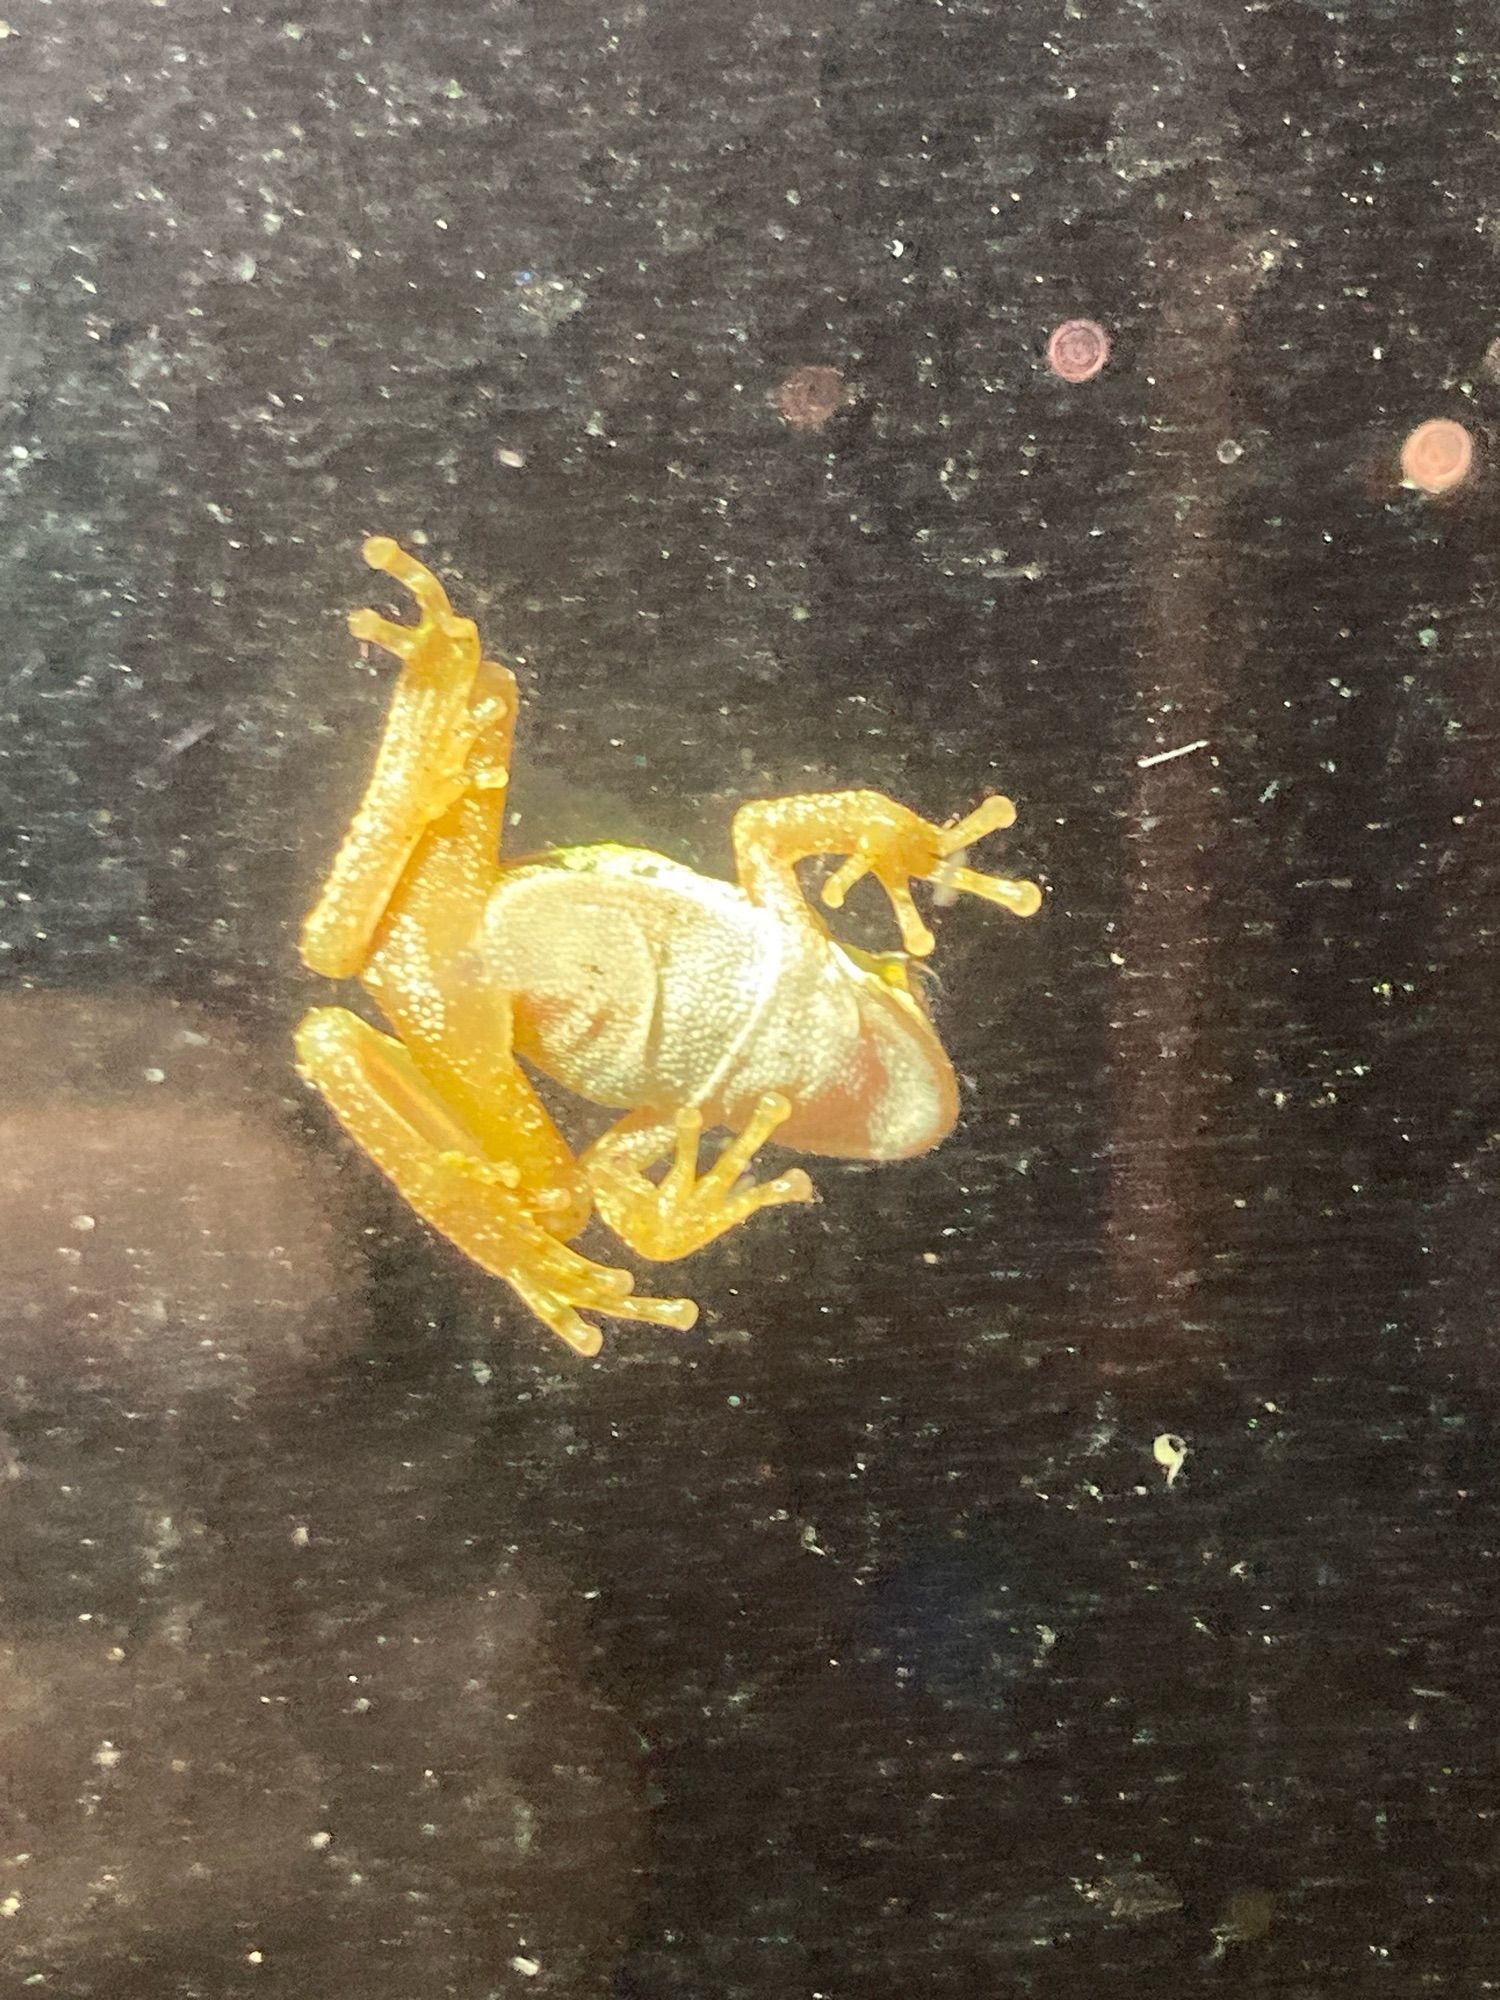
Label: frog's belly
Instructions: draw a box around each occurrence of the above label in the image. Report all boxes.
[479,857,787,1110]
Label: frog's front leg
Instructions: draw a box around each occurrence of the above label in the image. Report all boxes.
[585,1096,816,1262]
[733,790,1042,957]
[296,1009,698,1357]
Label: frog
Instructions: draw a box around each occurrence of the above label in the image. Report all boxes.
[295,538,1043,1357]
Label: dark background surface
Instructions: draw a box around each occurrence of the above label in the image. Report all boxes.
[2,0,1498,1993]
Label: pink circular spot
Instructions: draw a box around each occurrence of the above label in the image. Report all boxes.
[775,364,851,432]
[1400,418,1474,495]
[1046,318,1110,383]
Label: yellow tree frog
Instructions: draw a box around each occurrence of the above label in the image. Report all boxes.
[296,539,1042,1357]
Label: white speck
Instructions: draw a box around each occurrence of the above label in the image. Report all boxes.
[1137,738,1209,769]
[511,1955,542,1977]
[495,448,526,470]
[1152,1433,1188,1487]
[93,1740,122,1770]
[310,1830,332,1849]
[1216,438,1244,465]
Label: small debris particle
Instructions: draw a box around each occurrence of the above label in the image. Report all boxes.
[1137,738,1209,769]
[163,718,216,758]
[1079,1868,1183,1921]
[1152,1433,1188,1486]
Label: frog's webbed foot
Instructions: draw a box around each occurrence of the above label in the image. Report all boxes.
[295,1007,697,1356]
[586,1094,816,1262]
[820,794,1043,957]
[348,537,518,831]
[301,538,519,982]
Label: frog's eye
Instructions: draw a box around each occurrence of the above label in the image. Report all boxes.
[873,952,943,1018]
[841,941,914,995]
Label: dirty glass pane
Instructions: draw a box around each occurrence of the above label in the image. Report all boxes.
[2,2,1494,1993]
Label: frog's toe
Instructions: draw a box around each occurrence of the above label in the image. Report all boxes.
[361,534,456,621]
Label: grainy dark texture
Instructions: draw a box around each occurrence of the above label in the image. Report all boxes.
[1,1,1498,1994]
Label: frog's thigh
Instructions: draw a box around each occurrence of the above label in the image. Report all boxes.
[295,1008,694,1355]
[585,1101,815,1262]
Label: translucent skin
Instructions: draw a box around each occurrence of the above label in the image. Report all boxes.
[296,539,1042,1356]
[486,849,960,1159]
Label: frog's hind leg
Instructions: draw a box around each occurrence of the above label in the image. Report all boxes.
[295,1007,698,1356]
[586,1096,816,1262]
[302,538,544,1171]
[300,537,518,983]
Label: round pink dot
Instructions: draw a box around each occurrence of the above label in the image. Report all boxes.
[1400,418,1474,496]
[774,364,851,432]
[1046,318,1111,383]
